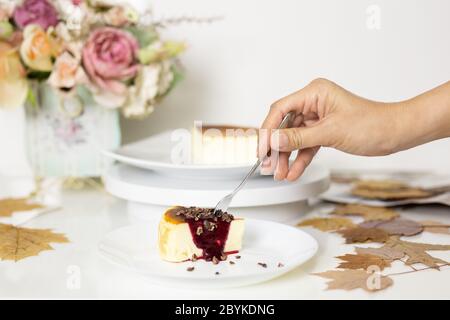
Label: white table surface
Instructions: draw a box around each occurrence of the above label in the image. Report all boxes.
[1,188,450,300]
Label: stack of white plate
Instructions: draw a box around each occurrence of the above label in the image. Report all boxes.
[102,131,330,223]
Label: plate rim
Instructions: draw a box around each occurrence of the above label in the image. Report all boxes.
[102,129,258,171]
[102,149,255,171]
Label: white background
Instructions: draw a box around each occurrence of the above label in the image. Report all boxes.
[1,0,450,176]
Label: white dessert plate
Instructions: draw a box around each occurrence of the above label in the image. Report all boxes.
[98,219,318,289]
[102,131,254,179]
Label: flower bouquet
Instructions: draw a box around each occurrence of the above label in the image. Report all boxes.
[0,0,184,117]
[0,0,184,177]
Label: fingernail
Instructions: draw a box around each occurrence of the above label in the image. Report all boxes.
[272,132,289,150]
[278,133,289,149]
[260,159,272,175]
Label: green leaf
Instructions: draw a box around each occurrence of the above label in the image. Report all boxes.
[159,65,183,98]
[137,46,159,65]
[138,41,185,65]
[27,71,51,81]
[162,41,186,58]
[0,21,13,39]
[125,26,158,48]
[26,88,38,109]
[171,65,184,87]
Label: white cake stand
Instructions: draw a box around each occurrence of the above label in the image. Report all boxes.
[103,163,330,223]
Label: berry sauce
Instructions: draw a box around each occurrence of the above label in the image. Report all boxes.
[186,217,231,261]
[167,206,234,262]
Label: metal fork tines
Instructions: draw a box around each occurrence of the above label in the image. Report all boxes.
[213,111,294,214]
[213,159,262,214]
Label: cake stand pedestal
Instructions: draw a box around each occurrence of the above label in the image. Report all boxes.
[103,163,330,223]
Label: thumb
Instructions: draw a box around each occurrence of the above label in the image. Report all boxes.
[271,126,328,151]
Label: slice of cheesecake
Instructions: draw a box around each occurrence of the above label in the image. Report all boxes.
[158,206,245,263]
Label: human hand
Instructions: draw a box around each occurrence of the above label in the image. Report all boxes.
[258,78,450,181]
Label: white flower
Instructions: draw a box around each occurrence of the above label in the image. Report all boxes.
[0,1,16,21]
[122,61,175,118]
[102,5,138,26]
[54,22,73,42]
[122,64,163,118]
[54,0,85,32]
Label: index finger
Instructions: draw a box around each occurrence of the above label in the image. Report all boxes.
[262,91,306,129]
[258,90,308,158]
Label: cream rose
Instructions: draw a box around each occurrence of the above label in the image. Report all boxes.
[20,24,59,71]
[0,42,28,108]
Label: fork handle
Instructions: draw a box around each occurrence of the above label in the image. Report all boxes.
[278,111,295,130]
[214,111,295,213]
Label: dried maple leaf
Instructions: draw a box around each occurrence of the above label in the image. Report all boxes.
[0,197,44,217]
[336,253,392,271]
[379,237,450,268]
[355,246,405,260]
[351,187,432,200]
[421,220,450,235]
[0,223,69,262]
[350,180,432,200]
[332,204,399,222]
[330,174,359,184]
[337,226,390,244]
[351,179,433,200]
[314,269,393,292]
[354,180,410,190]
[298,217,355,231]
[359,218,423,236]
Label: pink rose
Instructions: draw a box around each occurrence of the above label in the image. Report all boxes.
[13,0,58,30]
[82,27,139,96]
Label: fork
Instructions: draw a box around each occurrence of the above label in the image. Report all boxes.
[213,111,295,214]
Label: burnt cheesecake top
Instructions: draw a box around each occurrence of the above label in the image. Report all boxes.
[165,206,234,224]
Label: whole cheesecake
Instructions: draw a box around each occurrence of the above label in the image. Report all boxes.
[158,206,245,263]
[192,125,258,165]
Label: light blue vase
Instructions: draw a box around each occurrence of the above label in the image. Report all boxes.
[25,84,121,177]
